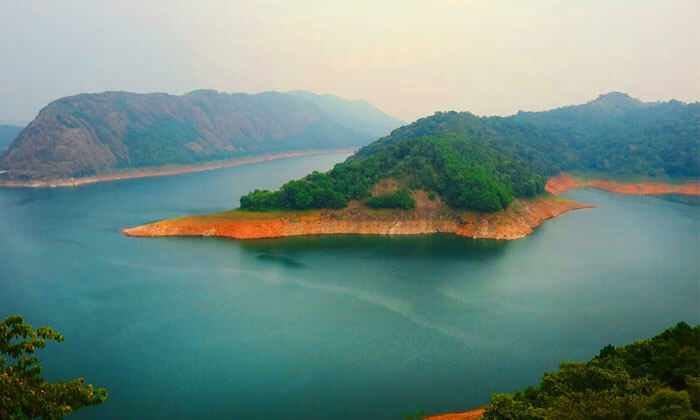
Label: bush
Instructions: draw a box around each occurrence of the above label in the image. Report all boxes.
[366,189,415,210]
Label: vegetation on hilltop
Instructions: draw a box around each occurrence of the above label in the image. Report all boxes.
[365,93,699,178]
[483,322,700,420]
[239,92,699,213]
[240,136,544,212]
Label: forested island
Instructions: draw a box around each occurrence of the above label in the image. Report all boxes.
[123,93,699,241]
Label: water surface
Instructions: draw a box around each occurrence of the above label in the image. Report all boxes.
[1,153,698,419]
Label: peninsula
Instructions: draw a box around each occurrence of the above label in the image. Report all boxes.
[121,174,699,241]
[122,190,592,241]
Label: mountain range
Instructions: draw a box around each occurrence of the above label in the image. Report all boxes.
[0,90,402,182]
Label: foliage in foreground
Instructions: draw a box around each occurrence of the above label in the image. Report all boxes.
[483,322,700,420]
[0,315,107,419]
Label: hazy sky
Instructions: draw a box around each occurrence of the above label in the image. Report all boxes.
[1,0,698,123]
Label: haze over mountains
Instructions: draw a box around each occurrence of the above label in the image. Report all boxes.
[1,91,697,185]
[0,90,402,182]
[0,125,23,152]
[362,92,699,178]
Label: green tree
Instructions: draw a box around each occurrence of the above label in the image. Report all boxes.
[0,315,107,419]
[635,389,700,420]
[482,322,700,420]
[483,394,532,420]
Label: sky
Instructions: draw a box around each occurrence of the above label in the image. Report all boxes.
[0,0,698,124]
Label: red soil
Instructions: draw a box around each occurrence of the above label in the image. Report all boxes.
[545,173,700,196]
[122,193,592,241]
[423,408,484,420]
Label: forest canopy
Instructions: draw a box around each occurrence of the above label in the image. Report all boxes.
[240,93,699,212]
[239,136,543,212]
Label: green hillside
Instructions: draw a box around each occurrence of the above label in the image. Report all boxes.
[0,90,401,181]
[239,93,699,213]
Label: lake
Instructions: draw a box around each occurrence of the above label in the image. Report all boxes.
[0,153,698,419]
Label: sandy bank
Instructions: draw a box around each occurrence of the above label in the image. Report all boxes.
[545,173,700,196]
[122,192,592,241]
[0,149,355,188]
[423,408,484,420]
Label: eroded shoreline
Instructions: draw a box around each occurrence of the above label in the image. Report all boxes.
[0,148,356,188]
[121,192,593,241]
[545,173,700,196]
[121,173,700,242]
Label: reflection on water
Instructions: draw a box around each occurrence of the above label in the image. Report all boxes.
[239,233,510,260]
[255,253,305,268]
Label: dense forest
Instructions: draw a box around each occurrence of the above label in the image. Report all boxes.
[483,322,700,419]
[361,92,699,178]
[240,93,698,212]
[240,136,544,212]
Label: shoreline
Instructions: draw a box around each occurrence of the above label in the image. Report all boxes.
[423,409,485,420]
[0,148,356,188]
[121,173,699,242]
[545,173,700,196]
[121,193,593,241]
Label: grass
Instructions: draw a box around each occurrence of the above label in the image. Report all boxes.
[195,208,320,221]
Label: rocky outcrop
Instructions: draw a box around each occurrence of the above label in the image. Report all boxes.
[546,173,700,196]
[122,191,592,241]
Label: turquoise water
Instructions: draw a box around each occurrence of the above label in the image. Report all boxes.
[0,153,698,419]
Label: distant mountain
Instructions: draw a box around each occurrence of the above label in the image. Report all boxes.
[510,92,700,176]
[0,90,402,182]
[286,91,403,138]
[363,92,699,178]
[0,125,23,151]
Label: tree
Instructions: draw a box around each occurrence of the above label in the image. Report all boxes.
[481,322,700,420]
[0,315,107,419]
[636,389,700,420]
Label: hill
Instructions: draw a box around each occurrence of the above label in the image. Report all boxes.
[122,93,699,242]
[0,90,401,182]
[238,93,698,213]
[0,124,23,151]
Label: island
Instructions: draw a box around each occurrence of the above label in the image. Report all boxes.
[122,93,699,242]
